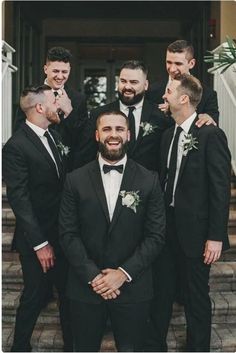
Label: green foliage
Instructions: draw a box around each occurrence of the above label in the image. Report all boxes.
[204,36,236,74]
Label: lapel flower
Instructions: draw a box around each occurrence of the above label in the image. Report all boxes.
[57,141,70,156]
[140,122,158,136]
[182,133,198,156]
[119,190,141,213]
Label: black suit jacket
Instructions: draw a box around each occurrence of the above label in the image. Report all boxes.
[2,123,67,255]
[160,117,231,257]
[59,159,165,303]
[146,79,219,124]
[75,99,173,171]
[13,85,88,171]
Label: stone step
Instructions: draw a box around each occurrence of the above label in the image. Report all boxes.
[2,321,236,352]
[2,260,236,292]
[2,288,236,326]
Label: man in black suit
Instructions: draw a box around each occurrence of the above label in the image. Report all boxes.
[3,85,72,352]
[146,40,219,124]
[148,74,231,351]
[77,60,215,172]
[59,110,166,351]
[14,46,88,170]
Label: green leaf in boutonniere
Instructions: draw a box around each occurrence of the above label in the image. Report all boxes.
[57,141,70,156]
[119,190,141,213]
[182,133,198,156]
[140,122,159,136]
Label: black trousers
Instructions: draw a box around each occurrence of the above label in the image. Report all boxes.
[70,299,150,352]
[147,207,212,352]
[11,252,72,352]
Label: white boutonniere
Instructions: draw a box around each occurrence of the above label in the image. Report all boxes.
[57,141,70,156]
[182,133,198,156]
[140,122,158,136]
[119,190,141,213]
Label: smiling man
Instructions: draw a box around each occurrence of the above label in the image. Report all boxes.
[59,110,165,352]
[14,47,88,170]
[146,40,219,125]
[78,60,172,172]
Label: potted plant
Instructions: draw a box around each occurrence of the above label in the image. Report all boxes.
[204,36,236,74]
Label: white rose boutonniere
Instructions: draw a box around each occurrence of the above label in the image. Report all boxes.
[140,122,158,136]
[57,141,70,156]
[182,133,198,156]
[119,190,141,213]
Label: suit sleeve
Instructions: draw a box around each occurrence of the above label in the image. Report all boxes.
[120,174,166,280]
[59,175,101,283]
[197,89,219,124]
[206,128,231,241]
[2,143,46,248]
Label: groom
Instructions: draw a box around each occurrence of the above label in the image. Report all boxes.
[59,110,166,351]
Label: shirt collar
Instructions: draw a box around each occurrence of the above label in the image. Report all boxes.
[119,98,144,112]
[177,112,197,134]
[26,120,47,137]
[98,153,127,171]
[44,79,64,92]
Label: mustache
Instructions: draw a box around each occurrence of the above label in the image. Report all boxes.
[122,88,136,95]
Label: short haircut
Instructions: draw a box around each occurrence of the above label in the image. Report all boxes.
[175,74,202,108]
[167,40,194,60]
[46,47,72,64]
[20,84,52,113]
[96,110,129,129]
[119,60,148,77]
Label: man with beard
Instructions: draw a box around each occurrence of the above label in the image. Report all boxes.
[77,60,215,172]
[146,40,219,124]
[59,110,166,352]
[14,46,88,171]
[2,85,72,352]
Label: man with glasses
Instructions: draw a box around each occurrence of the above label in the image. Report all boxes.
[3,85,72,352]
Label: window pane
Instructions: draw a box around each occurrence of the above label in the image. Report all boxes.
[84,69,107,110]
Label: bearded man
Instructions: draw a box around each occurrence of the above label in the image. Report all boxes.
[2,85,72,351]
[77,60,216,173]
[59,110,166,351]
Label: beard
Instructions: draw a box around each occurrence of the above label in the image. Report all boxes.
[98,138,128,161]
[46,109,60,125]
[118,88,145,106]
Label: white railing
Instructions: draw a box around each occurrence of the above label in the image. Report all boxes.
[212,43,236,175]
[2,41,18,145]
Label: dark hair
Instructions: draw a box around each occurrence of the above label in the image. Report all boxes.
[119,60,148,77]
[20,84,52,113]
[175,74,202,108]
[167,40,194,60]
[96,110,129,129]
[46,47,72,64]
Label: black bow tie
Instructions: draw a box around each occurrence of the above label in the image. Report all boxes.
[103,164,124,174]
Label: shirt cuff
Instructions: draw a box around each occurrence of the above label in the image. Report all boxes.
[34,241,49,251]
[118,267,132,282]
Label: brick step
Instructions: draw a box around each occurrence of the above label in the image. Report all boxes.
[2,321,236,352]
[2,288,236,326]
[2,260,236,292]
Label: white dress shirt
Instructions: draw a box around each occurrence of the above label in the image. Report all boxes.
[98,153,132,281]
[119,98,144,139]
[26,120,60,251]
[167,112,197,205]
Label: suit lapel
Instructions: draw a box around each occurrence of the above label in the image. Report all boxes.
[132,99,153,151]
[176,117,199,185]
[89,160,110,224]
[160,126,175,186]
[22,123,59,178]
[109,159,137,233]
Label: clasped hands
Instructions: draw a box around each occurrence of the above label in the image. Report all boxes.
[90,268,128,300]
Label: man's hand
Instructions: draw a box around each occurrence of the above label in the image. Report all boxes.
[57,88,73,117]
[91,268,127,296]
[36,244,55,273]
[203,240,222,265]
[195,114,217,128]
[90,272,121,300]
[158,102,169,114]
